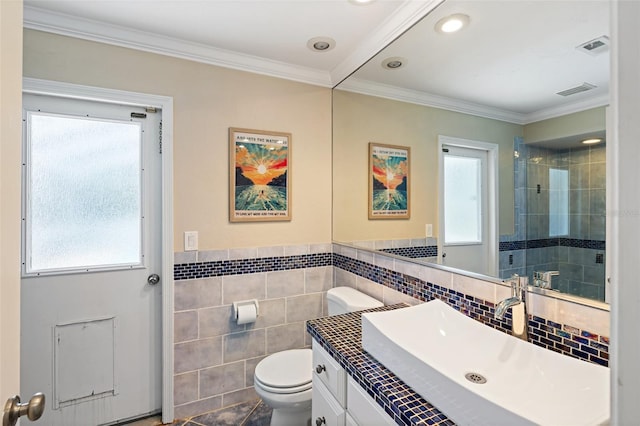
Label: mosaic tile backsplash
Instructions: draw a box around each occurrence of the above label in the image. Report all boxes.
[332,253,609,367]
[174,250,609,367]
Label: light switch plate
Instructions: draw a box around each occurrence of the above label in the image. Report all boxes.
[426,224,433,238]
[184,231,198,251]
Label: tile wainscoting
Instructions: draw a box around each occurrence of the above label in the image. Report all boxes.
[172,243,332,419]
[172,242,610,420]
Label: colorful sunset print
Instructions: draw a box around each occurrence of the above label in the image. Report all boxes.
[230,129,291,221]
[370,144,409,218]
[235,143,287,186]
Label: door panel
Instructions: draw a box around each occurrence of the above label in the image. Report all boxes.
[20,94,162,426]
[439,140,496,276]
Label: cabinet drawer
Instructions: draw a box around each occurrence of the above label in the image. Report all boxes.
[312,376,346,426]
[312,341,346,406]
[347,376,395,425]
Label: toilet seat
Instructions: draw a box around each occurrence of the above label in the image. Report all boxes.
[254,377,312,394]
[254,349,312,394]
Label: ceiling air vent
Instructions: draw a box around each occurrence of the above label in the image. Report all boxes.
[556,82,597,97]
[576,35,609,56]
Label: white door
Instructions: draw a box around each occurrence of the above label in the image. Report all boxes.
[20,94,163,426]
[438,136,498,276]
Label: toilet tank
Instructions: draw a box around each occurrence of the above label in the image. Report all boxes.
[326,287,383,316]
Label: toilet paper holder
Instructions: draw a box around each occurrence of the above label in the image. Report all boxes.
[233,299,259,322]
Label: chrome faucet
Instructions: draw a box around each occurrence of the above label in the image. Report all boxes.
[495,274,528,341]
[533,270,559,289]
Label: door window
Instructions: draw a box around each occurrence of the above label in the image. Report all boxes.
[24,112,143,274]
[443,152,482,244]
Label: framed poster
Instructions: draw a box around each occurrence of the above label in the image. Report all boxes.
[369,142,410,219]
[230,127,291,222]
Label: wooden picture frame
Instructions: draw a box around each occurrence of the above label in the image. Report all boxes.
[368,142,410,219]
[229,127,291,222]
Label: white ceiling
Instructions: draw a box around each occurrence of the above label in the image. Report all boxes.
[342,0,610,124]
[23,0,438,87]
[23,0,609,124]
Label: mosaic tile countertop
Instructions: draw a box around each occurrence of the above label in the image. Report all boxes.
[307,304,456,426]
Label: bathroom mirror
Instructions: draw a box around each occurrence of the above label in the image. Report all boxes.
[332,0,609,302]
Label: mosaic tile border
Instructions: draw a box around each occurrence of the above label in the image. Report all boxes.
[173,250,609,366]
[500,238,606,251]
[307,305,455,426]
[380,245,438,258]
[173,252,331,280]
[333,253,609,367]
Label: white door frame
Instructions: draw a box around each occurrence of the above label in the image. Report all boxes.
[22,78,175,423]
[438,135,499,277]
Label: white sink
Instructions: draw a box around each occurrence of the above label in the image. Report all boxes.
[361,299,609,426]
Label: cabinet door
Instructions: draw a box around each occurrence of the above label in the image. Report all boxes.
[312,376,345,426]
[347,377,396,425]
[313,341,347,406]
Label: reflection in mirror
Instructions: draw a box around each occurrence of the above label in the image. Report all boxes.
[332,0,609,302]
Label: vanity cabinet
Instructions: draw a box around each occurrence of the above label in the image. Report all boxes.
[312,342,346,425]
[312,341,395,426]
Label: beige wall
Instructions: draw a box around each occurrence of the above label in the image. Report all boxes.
[523,106,606,143]
[0,0,23,399]
[23,29,332,252]
[332,89,522,242]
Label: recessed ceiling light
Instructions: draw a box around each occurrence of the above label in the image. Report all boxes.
[307,37,336,52]
[582,138,603,145]
[382,57,406,70]
[435,14,470,34]
[348,0,375,4]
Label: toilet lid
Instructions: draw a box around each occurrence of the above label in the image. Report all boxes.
[254,349,312,389]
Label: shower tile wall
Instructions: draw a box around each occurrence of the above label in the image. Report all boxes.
[499,137,529,279]
[500,141,606,301]
[172,243,332,419]
[527,144,606,300]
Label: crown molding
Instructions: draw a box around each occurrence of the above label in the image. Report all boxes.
[329,0,445,86]
[24,3,608,122]
[337,78,528,124]
[23,1,445,89]
[23,5,333,87]
[524,94,610,123]
[338,78,610,125]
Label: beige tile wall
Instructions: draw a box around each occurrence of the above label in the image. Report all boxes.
[173,245,332,419]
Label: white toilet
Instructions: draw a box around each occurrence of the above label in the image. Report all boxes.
[253,286,383,426]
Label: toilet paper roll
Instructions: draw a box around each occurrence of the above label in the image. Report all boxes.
[236,303,257,325]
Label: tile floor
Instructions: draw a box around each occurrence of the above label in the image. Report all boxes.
[126,399,272,426]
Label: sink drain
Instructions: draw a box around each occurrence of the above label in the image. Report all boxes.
[465,372,487,384]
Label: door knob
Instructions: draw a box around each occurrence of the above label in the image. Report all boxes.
[3,393,45,426]
[147,273,160,285]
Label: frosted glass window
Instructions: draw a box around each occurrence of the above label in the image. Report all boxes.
[26,112,142,273]
[444,155,482,244]
[549,168,569,237]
